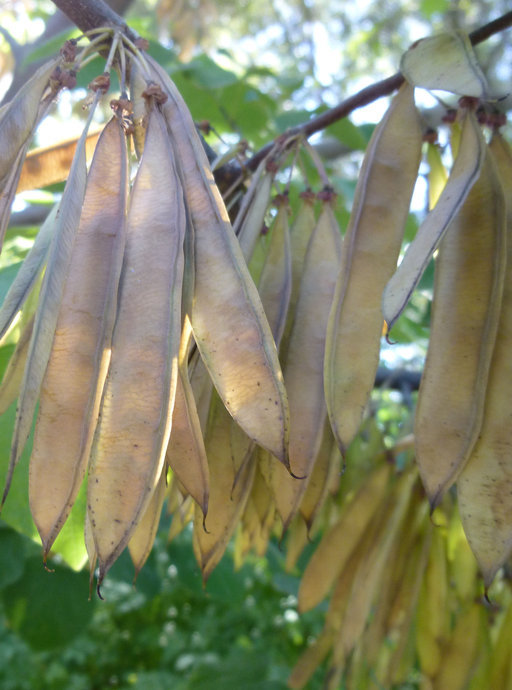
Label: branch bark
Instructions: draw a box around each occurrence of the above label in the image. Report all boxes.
[0,0,135,106]
[50,0,137,39]
[246,10,512,171]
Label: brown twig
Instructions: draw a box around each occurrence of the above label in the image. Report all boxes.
[245,10,512,172]
[50,0,137,40]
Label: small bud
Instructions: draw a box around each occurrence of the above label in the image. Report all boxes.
[142,83,168,104]
[89,73,111,94]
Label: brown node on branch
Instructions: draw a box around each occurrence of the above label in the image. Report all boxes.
[316,186,336,203]
[110,97,133,114]
[299,188,316,203]
[134,37,149,51]
[441,108,458,124]
[422,127,438,145]
[458,95,480,111]
[265,157,279,174]
[489,111,507,131]
[49,65,77,92]
[89,72,110,93]
[273,192,289,208]
[60,38,78,63]
[111,97,135,134]
[197,120,212,135]
[476,105,489,126]
[141,82,168,104]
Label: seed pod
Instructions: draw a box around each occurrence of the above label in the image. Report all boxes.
[262,199,342,530]
[2,98,98,507]
[298,461,392,613]
[0,314,34,416]
[415,137,506,508]
[331,469,416,667]
[128,463,168,579]
[0,59,58,187]
[0,142,30,249]
[87,106,186,585]
[165,317,209,517]
[457,132,512,588]
[29,116,128,557]
[0,203,57,341]
[325,83,422,453]
[234,159,274,262]
[128,60,148,159]
[0,59,62,249]
[146,55,290,470]
[382,110,485,332]
[400,30,487,97]
[299,419,340,532]
[280,189,316,364]
[256,198,292,346]
[426,141,448,210]
[193,393,255,582]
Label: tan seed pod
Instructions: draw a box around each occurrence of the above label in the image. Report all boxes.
[0,59,59,187]
[165,316,209,517]
[146,55,290,471]
[87,105,186,586]
[298,461,392,613]
[400,30,488,97]
[29,116,128,557]
[0,203,58,341]
[268,199,342,529]
[0,314,34,416]
[415,134,506,508]
[382,110,486,332]
[3,98,99,507]
[193,393,256,582]
[457,131,512,588]
[324,83,422,453]
[128,463,168,579]
[256,198,292,346]
[233,158,274,262]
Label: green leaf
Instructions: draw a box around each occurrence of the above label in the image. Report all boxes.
[186,55,238,89]
[147,40,178,71]
[0,523,28,588]
[326,117,369,151]
[275,110,311,133]
[2,556,94,650]
[0,402,39,542]
[420,0,449,17]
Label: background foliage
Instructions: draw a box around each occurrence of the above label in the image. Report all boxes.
[0,1,511,688]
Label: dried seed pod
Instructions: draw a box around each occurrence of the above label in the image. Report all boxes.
[147,55,290,470]
[128,463,168,579]
[29,117,128,557]
[0,203,58,341]
[266,199,342,530]
[3,99,97,507]
[165,317,209,518]
[382,110,485,331]
[325,83,422,453]
[87,106,186,585]
[193,393,255,582]
[415,136,506,508]
[457,131,512,588]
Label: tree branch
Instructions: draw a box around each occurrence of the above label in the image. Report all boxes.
[1,1,135,106]
[246,10,512,171]
[50,0,137,40]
